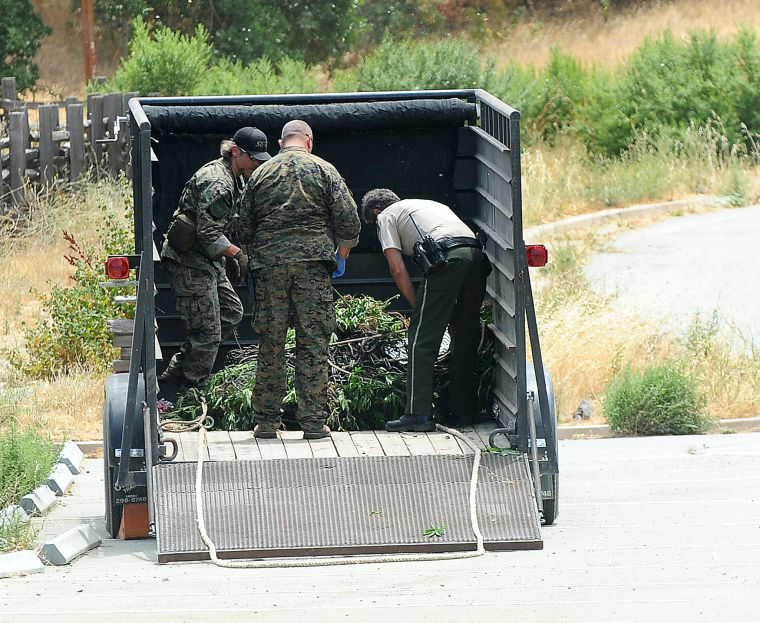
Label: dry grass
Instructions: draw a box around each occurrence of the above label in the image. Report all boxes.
[534,222,760,425]
[0,178,130,441]
[485,0,760,69]
[0,368,104,440]
[522,134,760,227]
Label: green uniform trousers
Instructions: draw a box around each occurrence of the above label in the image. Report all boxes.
[251,261,334,432]
[406,246,490,420]
[163,260,244,388]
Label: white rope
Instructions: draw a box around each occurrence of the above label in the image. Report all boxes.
[160,391,213,433]
[194,423,486,568]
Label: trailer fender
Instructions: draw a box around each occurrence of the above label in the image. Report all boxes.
[102,373,147,537]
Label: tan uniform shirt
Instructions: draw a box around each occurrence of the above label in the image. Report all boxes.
[376,199,475,256]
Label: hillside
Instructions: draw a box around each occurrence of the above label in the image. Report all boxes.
[28,0,760,98]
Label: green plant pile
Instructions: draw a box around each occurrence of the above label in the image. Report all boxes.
[170,294,408,431]
[9,202,134,379]
[603,361,712,436]
[168,295,496,432]
[0,424,58,553]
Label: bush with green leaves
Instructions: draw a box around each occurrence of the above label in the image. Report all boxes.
[10,201,134,379]
[580,28,760,156]
[194,57,317,96]
[345,36,494,92]
[0,424,58,552]
[104,16,213,95]
[0,0,51,92]
[603,361,711,436]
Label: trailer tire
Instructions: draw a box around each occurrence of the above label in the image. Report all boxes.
[527,365,559,525]
[103,382,123,538]
[540,473,559,525]
[102,373,146,538]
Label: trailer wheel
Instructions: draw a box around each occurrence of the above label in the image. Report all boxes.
[103,388,123,538]
[102,373,146,538]
[527,365,559,525]
[103,462,122,538]
[540,473,559,525]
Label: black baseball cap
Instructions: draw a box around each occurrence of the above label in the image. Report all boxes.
[233,127,271,161]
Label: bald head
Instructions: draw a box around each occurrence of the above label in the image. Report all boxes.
[280,120,313,149]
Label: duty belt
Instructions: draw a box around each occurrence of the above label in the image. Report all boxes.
[437,236,480,252]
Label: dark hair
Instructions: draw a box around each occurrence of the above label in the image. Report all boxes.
[361,188,400,224]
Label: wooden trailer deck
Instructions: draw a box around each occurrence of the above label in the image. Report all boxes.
[167,423,501,463]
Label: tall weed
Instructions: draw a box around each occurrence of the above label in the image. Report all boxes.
[0,424,57,553]
[0,424,58,509]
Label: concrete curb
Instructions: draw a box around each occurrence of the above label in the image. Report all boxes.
[0,444,99,578]
[558,416,760,440]
[0,550,45,578]
[40,524,101,566]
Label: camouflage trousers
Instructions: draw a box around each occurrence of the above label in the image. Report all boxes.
[163,260,244,387]
[251,261,334,432]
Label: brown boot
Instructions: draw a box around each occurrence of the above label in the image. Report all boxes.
[303,425,331,440]
[253,424,277,439]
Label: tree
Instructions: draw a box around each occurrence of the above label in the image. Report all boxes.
[210,0,360,65]
[0,0,51,91]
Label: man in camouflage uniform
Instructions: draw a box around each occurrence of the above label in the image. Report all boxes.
[239,120,361,439]
[159,127,271,397]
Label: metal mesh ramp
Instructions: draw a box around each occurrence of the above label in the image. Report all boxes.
[154,454,542,563]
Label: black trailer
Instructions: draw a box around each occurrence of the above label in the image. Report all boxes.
[103,90,558,561]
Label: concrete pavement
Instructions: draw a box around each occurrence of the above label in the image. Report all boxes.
[1,432,758,621]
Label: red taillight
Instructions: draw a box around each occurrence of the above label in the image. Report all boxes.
[106,256,131,280]
[526,244,548,267]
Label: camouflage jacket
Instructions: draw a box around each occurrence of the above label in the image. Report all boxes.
[161,158,242,274]
[239,146,361,270]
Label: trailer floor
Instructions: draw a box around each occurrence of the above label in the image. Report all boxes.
[154,425,542,562]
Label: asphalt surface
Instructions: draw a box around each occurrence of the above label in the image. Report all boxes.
[584,204,760,345]
[1,432,758,622]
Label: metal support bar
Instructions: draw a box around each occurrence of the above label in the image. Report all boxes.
[523,265,559,473]
[526,391,544,515]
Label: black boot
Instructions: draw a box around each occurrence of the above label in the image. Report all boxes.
[385,414,436,432]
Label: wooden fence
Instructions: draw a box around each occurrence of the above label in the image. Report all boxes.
[0,76,138,212]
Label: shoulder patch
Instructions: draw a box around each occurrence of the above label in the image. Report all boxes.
[209,197,231,218]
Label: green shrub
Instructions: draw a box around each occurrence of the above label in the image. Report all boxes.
[104,16,213,95]
[10,200,133,379]
[581,29,746,156]
[194,57,318,96]
[530,48,591,144]
[352,36,493,92]
[603,361,711,436]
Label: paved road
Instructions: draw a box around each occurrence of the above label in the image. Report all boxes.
[2,433,758,622]
[584,204,760,345]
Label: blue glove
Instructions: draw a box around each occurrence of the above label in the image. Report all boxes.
[332,252,346,278]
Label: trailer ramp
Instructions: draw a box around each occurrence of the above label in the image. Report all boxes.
[154,453,542,563]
